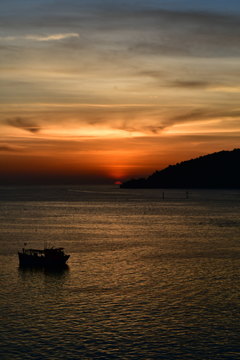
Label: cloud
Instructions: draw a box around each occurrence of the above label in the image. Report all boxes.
[0,144,22,152]
[1,4,239,57]
[0,36,17,41]
[168,81,240,93]
[3,104,239,140]
[169,80,212,89]
[24,33,79,41]
[168,108,240,124]
[121,9,240,58]
[6,117,41,133]
[0,33,79,42]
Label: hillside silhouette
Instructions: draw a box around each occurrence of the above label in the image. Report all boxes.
[120,149,240,188]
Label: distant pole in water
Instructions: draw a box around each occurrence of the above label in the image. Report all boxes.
[186,191,189,199]
[162,192,165,200]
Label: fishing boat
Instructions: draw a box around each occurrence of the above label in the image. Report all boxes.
[18,246,70,268]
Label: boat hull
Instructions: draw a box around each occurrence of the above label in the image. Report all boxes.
[18,252,70,268]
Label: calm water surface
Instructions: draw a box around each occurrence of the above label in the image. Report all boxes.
[0,186,240,359]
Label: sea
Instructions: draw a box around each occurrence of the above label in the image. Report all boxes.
[0,186,240,360]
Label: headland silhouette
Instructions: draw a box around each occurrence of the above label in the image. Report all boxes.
[120,149,240,189]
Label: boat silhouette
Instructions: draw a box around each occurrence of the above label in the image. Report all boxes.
[18,246,70,268]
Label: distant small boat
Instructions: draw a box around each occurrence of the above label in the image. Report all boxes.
[18,246,70,268]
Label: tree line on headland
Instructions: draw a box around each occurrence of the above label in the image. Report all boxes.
[120,149,240,189]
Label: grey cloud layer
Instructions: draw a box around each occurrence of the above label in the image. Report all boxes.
[0,3,239,58]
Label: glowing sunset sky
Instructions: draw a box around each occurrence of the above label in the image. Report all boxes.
[0,0,239,184]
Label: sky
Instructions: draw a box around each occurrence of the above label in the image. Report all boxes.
[0,0,239,184]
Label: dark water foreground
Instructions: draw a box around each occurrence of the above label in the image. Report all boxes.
[0,186,240,359]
